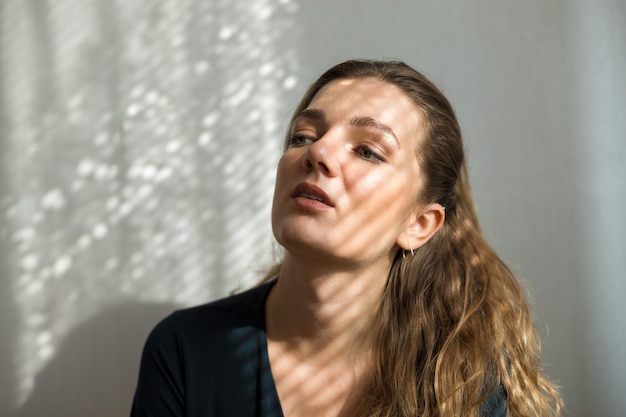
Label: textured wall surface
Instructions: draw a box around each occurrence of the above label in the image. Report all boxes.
[1,1,624,416]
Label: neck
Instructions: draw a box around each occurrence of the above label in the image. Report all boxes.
[265,253,389,359]
[265,254,390,417]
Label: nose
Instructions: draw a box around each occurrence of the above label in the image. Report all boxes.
[303,134,340,177]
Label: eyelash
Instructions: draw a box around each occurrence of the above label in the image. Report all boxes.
[355,144,385,163]
[287,134,385,163]
[287,134,314,147]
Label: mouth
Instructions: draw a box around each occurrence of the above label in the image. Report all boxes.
[291,182,334,207]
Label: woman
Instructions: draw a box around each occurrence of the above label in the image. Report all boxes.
[131,59,562,417]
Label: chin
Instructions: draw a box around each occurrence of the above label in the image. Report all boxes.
[274,230,331,257]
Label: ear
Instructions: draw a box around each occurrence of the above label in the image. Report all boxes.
[397,203,445,251]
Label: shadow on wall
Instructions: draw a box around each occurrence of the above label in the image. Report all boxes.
[17,301,180,417]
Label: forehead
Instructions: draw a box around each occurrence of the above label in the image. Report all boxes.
[304,77,422,140]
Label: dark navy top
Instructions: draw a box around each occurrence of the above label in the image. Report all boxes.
[130,281,506,417]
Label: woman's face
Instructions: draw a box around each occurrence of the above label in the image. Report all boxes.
[271,77,426,267]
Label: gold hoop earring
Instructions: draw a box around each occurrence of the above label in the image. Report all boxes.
[402,240,415,261]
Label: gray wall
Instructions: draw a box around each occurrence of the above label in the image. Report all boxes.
[1,1,624,416]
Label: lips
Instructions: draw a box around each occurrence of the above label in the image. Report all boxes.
[291,182,334,207]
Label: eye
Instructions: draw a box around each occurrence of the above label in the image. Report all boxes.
[287,134,314,148]
[355,144,385,163]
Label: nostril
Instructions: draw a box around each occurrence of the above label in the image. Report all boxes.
[317,160,331,175]
[305,160,313,171]
[303,150,314,170]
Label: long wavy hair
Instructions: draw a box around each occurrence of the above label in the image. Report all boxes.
[263,59,562,417]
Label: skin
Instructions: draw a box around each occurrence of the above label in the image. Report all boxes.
[267,77,445,417]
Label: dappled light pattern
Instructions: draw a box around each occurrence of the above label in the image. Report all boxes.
[0,0,299,411]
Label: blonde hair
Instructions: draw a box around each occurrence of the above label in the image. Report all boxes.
[265,60,562,417]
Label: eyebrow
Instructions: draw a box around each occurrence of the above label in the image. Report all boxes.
[293,109,401,148]
[293,108,325,122]
[349,115,400,148]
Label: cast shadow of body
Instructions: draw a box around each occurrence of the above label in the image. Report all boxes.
[17,301,180,417]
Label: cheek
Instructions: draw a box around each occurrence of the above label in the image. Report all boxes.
[271,158,288,210]
[355,168,409,198]
[271,153,302,216]
[276,151,302,176]
[351,171,414,217]
[273,155,295,191]
[384,174,420,216]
